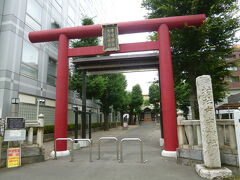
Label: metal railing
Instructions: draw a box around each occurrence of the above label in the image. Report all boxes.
[97,137,118,160]
[53,137,146,164]
[54,138,74,162]
[74,138,92,162]
[119,138,146,163]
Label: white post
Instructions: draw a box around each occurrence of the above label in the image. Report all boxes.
[196,125,202,146]
[228,125,237,151]
[36,100,40,121]
[27,127,34,145]
[195,75,232,179]
[37,114,44,148]
[177,125,185,147]
[233,109,240,167]
[217,125,225,148]
[177,110,186,147]
[36,99,45,120]
[11,103,19,117]
[185,125,194,146]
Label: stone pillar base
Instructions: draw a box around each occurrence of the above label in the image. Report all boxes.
[161,150,176,158]
[50,150,70,158]
[195,164,232,180]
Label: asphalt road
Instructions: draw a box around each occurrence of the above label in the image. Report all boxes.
[0,122,203,180]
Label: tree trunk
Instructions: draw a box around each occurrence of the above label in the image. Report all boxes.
[189,93,196,120]
[133,115,136,124]
[129,113,133,125]
[103,112,109,131]
[120,112,124,127]
[189,90,199,120]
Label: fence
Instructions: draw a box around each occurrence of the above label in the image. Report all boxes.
[177,118,237,154]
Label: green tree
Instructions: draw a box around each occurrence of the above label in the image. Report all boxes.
[142,0,239,118]
[71,17,98,48]
[70,74,106,100]
[148,83,160,114]
[174,80,191,118]
[149,83,160,105]
[99,74,127,130]
[113,91,131,126]
[143,99,150,106]
[129,84,143,124]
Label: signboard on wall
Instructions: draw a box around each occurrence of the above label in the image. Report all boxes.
[4,129,26,141]
[102,24,119,52]
[6,117,25,129]
[7,148,21,168]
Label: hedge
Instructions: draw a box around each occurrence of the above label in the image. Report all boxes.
[30,122,121,135]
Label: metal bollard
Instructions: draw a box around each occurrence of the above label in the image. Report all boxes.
[97,137,119,160]
[119,138,146,163]
[54,138,74,162]
[73,139,92,162]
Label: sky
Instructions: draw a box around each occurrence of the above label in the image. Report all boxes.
[94,0,158,94]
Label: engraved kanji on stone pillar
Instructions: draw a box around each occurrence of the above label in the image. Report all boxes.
[196,75,221,168]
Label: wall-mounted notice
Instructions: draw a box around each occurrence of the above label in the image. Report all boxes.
[6,117,25,129]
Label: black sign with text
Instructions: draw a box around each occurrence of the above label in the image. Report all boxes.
[102,24,119,52]
[6,117,25,129]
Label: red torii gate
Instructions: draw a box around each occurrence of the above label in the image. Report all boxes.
[29,14,206,157]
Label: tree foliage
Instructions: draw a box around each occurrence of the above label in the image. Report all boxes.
[143,99,150,106]
[113,90,131,125]
[142,0,239,118]
[174,80,191,118]
[71,17,98,48]
[114,91,131,114]
[149,83,160,105]
[99,74,127,130]
[148,83,160,114]
[129,84,143,124]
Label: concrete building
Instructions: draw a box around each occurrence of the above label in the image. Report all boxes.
[0,0,114,125]
[216,44,240,110]
[225,44,240,95]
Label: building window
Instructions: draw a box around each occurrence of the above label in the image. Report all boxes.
[26,0,42,31]
[56,0,62,5]
[216,113,233,119]
[52,0,62,13]
[229,76,240,82]
[67,6,75,27]
[225,55,236,60]
[47,57,57,86]
[227,66,238,71]
[21,41,38,79]
[51,20,60,47]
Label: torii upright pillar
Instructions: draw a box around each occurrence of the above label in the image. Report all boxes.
[53,34,69,155]
[158,24,178,157]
